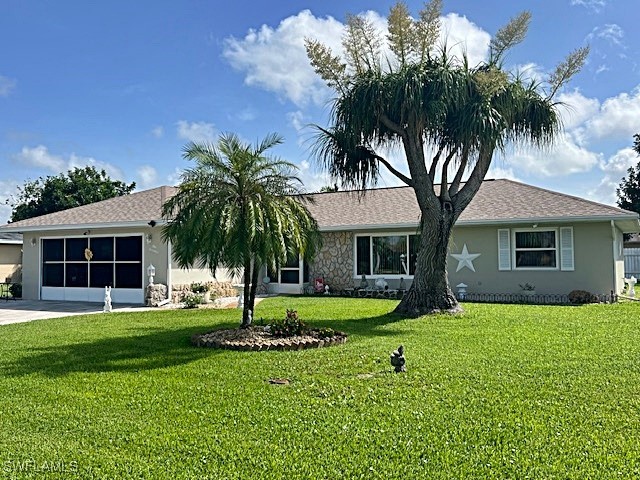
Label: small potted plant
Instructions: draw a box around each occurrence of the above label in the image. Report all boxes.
[519,283,536,296]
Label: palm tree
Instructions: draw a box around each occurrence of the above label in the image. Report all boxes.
[306,2,587,315]
[162,132,320,327]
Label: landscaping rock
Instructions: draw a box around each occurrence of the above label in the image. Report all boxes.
[191,326,347,351]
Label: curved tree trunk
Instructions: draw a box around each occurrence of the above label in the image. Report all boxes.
[394,201,461,316]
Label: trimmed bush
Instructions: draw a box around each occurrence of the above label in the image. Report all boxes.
[568,289,599,304]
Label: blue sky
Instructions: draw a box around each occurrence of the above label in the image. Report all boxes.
[1,0,639,224]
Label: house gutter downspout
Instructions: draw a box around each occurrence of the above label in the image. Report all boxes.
[611,220,618,296]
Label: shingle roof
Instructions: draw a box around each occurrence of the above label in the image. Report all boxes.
[0,180,637,233]
[0,186,176,231]
[304,179,639,230]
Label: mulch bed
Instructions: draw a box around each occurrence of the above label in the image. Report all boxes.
[191,326,347,351]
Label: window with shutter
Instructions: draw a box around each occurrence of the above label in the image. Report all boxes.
[559,227,574,271]
[497,229,511,271]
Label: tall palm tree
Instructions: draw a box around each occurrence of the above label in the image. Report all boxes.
[306,1,587,315]
[162,132,320,327]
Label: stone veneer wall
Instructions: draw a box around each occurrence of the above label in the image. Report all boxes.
[309,231,354,291]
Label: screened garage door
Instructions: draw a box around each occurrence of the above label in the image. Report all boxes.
[41,235,144,304]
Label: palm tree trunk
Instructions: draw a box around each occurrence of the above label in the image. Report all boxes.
[247,261,260,317]
[241,259,252,328]
[394,205,461,316]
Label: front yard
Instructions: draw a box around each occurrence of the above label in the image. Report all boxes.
[1,297,639,478]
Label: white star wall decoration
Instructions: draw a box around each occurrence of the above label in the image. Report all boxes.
[450,244,481,272]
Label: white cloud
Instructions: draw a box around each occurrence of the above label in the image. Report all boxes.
[234,108,257,122]
[223,9,491,107]
[583,87,640,141]
[136,165,158,189]
[0,75,16,97]
[589,147,638,204]
[512,62,546,84]
[176,120,216,143]
[439,13,490,67]
[571,0,607,12]
[14,145,66,171]
[486,165,521,182]
[167,167,183,186]
[151,126,164,138]
[13,145,124,180]
[287,111,306,132]
[556,89,600,133]
[223,10,344,107]
[504,133,600,177]
[589,24,625,48]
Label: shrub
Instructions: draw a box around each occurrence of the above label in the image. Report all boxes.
[190,282,208,294]
[314,327,336,338]
[269,309,306,337]
[568,290,599,304]
[9,283,22,298]
[183,292,204,308]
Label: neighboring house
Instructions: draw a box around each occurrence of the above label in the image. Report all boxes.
[623,233,640,278]
[0,233,22,283]
[0,180,638,303]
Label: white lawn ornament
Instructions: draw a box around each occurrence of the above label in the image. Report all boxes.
[375,277,388,290]
[624,276,637,298]
[103,286,113,313]
[456,283,468,300]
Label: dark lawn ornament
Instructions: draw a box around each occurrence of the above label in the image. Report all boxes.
[390,345,406,373]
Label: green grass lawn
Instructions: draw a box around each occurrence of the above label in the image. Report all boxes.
[1,297,639,479]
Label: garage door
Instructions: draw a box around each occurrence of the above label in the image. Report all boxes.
[40,235,144,304]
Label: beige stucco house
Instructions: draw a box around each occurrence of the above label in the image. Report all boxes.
[300,180,639,298]
[0,233,22,283]
[0,179,638,303]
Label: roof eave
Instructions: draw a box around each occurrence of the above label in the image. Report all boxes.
[0,219,168,233]
[318,214,640,232]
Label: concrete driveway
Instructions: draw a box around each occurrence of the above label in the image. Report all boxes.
[0,299,152,326]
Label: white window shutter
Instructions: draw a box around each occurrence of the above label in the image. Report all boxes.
[560,227,574,271]
[497,229,511,271]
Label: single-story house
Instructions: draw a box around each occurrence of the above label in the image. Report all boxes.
[0,179,638,303]
[0,232,22,283]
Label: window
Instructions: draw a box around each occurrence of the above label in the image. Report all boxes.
[280,253,301,284]
[41,236,142,288]
[266,254,307,285]
[514,229,557,269]
[356,234,419,276]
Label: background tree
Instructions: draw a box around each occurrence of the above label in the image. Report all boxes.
[162,133,321,327]
[7,166,135,222]
[616,133,640,215]
[318,184,339,193]
[306,1,587,316]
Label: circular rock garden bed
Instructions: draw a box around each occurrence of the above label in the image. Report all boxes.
[191,326,347,351]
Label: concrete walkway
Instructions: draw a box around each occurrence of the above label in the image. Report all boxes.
[0,296,263,326]
[0,299,153,326]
